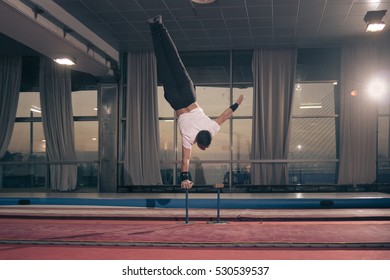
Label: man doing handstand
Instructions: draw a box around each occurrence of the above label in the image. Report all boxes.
[148,15,244,190]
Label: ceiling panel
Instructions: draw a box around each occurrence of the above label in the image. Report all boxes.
[1,0,389,77]
[221,7,247,18]
[248,6,273,18]
[201,19,226,29]
[196,7,223,19]
[47,0,386,52]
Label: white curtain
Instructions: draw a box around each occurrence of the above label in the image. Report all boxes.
[337,46,390,185]
[251,48,297,185]
[124,51,162,185]
[0,56,22,159]
[0,56,22,188]
[39,57,77,191]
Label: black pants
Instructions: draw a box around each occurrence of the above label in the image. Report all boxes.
[150,22,196,110]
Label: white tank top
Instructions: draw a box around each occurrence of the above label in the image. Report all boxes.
[177,108,220,149]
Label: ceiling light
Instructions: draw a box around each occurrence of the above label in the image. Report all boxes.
[53,57,76,65]
[366,22,385,32]
[364,10,387,32]
[191,0,216,4]
[367,76,388,101]
[299,103,322,109]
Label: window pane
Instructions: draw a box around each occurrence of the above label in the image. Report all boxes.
[196,86,230,116]
[224,166,251,185]
[1,118,46,188]
[8,122,46,159]
[77,163,98,189]
[288,162,336,184]
[289,77,337,189]
[289,118,336,160]
[232,119,252,161]
[72,90,97,116]
[32,123,46,156]
[293,83,336,116]
[159,120,175,161]
[289,81,337,185]
[377,161,390,183]
[16,92,40,117]
[7,122,44,158]
[233,87,253,117]
[188,163,229,185]
[8,123,30,154]
[158,86,174,118]
[74,122,98,160]
[160,163,176,185]
[1,163,47,188]
[32,164,47,187]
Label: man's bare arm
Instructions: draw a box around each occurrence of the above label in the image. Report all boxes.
[215,94,244,125]
[180,146,193,189]
[181,146,191,172]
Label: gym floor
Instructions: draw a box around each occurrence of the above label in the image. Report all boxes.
[0,192,389,260]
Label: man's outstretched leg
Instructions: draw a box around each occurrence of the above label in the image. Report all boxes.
[148,15,179,107]
[148,15,195,110]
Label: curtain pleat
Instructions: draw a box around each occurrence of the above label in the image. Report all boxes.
[0,56,22,159]
[124,51,162,185]
[337,46,387,185]
[39,57,77,191]
[251,48,297,185]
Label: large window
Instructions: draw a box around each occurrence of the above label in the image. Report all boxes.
[288,82,338,184]
[124,48,342,190]
[1,89,98,190]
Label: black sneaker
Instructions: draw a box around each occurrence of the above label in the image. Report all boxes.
[147,15,162,25]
